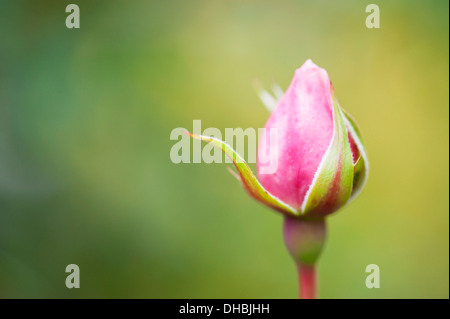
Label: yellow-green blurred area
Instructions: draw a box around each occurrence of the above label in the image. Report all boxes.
[0,0,448,298]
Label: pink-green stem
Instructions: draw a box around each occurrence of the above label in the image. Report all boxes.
[283,217,325,299]
[297,263,317,299]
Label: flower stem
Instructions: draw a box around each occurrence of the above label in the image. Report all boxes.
[282,217,326,299]
[297,263,317,299]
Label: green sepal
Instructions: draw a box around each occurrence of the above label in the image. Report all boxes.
[300,95,354,217]
[186,132,298,216]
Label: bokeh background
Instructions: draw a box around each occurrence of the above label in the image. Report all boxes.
[0,0,448,298]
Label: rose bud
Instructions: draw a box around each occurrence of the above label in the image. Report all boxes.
[257,59,368,217]
[185,59,368,298]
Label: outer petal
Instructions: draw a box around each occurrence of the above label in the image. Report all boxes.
[257,60,335,209]
[300,91,354,217]
[186,132,298,216]
[341,109,369,201]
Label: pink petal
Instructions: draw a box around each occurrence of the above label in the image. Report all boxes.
[257,60,335,209]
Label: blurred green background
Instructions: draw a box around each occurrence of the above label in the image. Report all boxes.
[0,0,448,298]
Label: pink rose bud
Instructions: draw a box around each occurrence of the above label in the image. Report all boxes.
[186,59,368,219]
[185,60,369,298]
[257,59,368,217]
